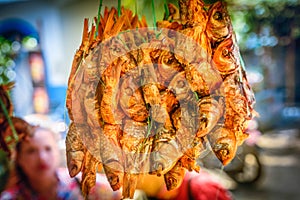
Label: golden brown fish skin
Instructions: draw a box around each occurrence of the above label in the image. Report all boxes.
[212,36,240,75]
[82,48,100,83]
[178,27,212,63]
[121,119,152,174]
[150,112,178,171]
[66,19,96,122]
[164,160,187,191]
[142,82,165,123]
[208,125,237,166]
[166,3,181,21]
[100,59,124,125]
[213,37,254,151]
[241,71,256,114]
[81,153,101,198]
[99,124,123,192]
[100,54,124,191]
[120,119,150,196]
[196,96,224,138]
[99,125,124,191]
[140,51,160,106]
[171,102,204,172]
[101,124,123,153]
[81,46,102,129]
[150,136,181,176]
[157,20,183,31]
[65,8,154,198]
[179,143,202,172]
[206,1,232,46]
[185,61,222,97]
[122,173,139,199]
[116,31,136,51]
[234,37,256,115]
[175,0,212,62]
[66,34,102,187]
[103,164,124,191]
[66,63,83,122]
[160,89,179,115]
[171,102,198,151]
[121,119,147,153]
[150,113,178,176]
[178,0,206,25]
[178,0,188,22]
[65,122,86,178]
[156,4,183,30]
[119,75,149,122]
[140,50,171,125]
[120,52,140,79]
[81,150,99,198]
[84,82,102,128]
[85,128,102,163]
[168,71,194,101]
[66,18,89,87]
[149,88,179,177]
[101,124,124,190]
[95,82,104,126]
[98,36,128,77]
[157,51,184,85]
[220,73,251,146]
[103,123,122,148]
[66,64,88,124]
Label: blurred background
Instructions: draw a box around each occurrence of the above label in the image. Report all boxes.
[0,0,299,199]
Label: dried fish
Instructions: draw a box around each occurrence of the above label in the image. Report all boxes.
[65,1,257,198]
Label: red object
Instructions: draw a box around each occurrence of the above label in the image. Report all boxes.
[157,171,233,200]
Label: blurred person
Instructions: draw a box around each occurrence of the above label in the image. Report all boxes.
[138,170,233,200]
[0,126,83,200]
[0,124,148,200]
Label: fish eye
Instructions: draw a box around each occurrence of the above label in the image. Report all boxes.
[177,80,185,88]
[222,49,229,57]
[125,88,133,96]
[213,11,223,20]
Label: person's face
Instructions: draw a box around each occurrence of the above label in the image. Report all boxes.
[17,129,59,181]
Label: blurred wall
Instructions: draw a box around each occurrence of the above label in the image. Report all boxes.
[0,0,117,86]
[0,1,64,85]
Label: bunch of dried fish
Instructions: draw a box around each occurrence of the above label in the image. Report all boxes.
[66,1,257,199]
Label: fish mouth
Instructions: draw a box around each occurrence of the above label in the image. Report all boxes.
[165,176,178,190]
[213,143,234,165]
